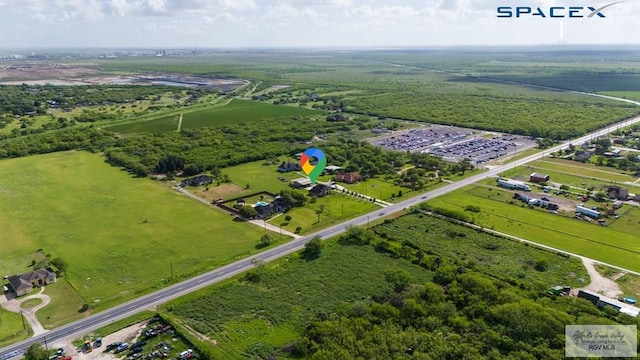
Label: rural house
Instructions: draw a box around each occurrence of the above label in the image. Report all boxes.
[335,172,363,184]
[277,162,301,173]
[574,151,592,163]
[180,175,213,187]
[529,173,550,183]
[309,184,331,197]
[8,269,57,297]
[607,186,629,200]
[324,165,343,174]
[254,197,288,219]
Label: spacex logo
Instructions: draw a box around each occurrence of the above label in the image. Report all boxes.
[497,1,628,18]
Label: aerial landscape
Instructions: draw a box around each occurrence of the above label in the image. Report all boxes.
[0,1,639,360]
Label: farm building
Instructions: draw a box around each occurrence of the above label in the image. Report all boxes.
[607,186,629,200]
[576,205,600,219]
[529,173,549,183]
[577,290,639,317]
[497,178,530,191]
[324,165,343,174]
[8,269,57,297]
[309,184,331,197]
[180,175,213,187]
[335,172,363,184]
[290,177,312,189]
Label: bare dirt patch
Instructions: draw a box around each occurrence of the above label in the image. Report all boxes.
[193,183,244,202]
[0,63,100,82]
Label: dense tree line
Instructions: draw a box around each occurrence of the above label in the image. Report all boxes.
[342,89,639,140]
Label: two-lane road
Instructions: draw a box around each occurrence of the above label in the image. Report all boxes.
[2,110,640,358]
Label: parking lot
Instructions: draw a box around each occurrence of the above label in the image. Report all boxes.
[370,125,536,166]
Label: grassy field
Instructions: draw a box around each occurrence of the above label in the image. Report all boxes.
[499,164,634,191]
[0,251,47,278]
[106,99,322,134]
[37,278,88,329]
[426,186,640,271]
[531,158,638,183]
[270,193,378,235]
[340,178,407,201]
[0,308,30,348]
[0,151,285,312]
[164,214,588,359]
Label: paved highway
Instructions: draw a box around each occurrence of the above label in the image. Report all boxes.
[1,112,640,359]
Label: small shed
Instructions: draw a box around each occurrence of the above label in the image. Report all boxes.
[529,173,550,183]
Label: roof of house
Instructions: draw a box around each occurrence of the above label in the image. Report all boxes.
[7,269,56,292]
[579,289,639,317]
[292,177,312,186]
[325,165,343,171]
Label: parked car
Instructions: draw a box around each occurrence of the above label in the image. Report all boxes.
[105,342,123,352]
[114,343,129,354]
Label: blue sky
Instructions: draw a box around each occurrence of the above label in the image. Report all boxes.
[0,0,638,48]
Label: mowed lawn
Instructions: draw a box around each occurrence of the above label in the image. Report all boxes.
[427,186,640,272]
[221,159,304,197]
[271,193,379,235]
[0,151,274,309]
[107,99,321,133]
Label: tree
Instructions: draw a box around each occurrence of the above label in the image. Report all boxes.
[257,234,272,249]
[24,343,49,360]
[238,205,258,219]
[285,215,292,222]
[302,236,323,260]
[50,257,68,275]
[316,204,325,223]
[156,155,185,173]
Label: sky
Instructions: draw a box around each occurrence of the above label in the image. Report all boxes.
[0,0,639,48]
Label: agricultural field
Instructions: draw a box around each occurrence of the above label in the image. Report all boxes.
[0,151,286,314]
[163,215,591,359]
[106,99,322,134]
[426,185,640,272]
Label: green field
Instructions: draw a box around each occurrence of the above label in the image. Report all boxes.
[340,178,409,201]
[0,308,30,347]
[531,158,638,184]
[0,151,285,312]
[426,186,640,271]
[36,278,88,329]
[164,215,589,359]
[499,165,634,192]
[106,99,322,134]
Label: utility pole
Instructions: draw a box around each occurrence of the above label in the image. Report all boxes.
[44,335,48,350]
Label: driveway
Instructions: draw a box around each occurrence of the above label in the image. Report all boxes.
[0,288,50,336]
